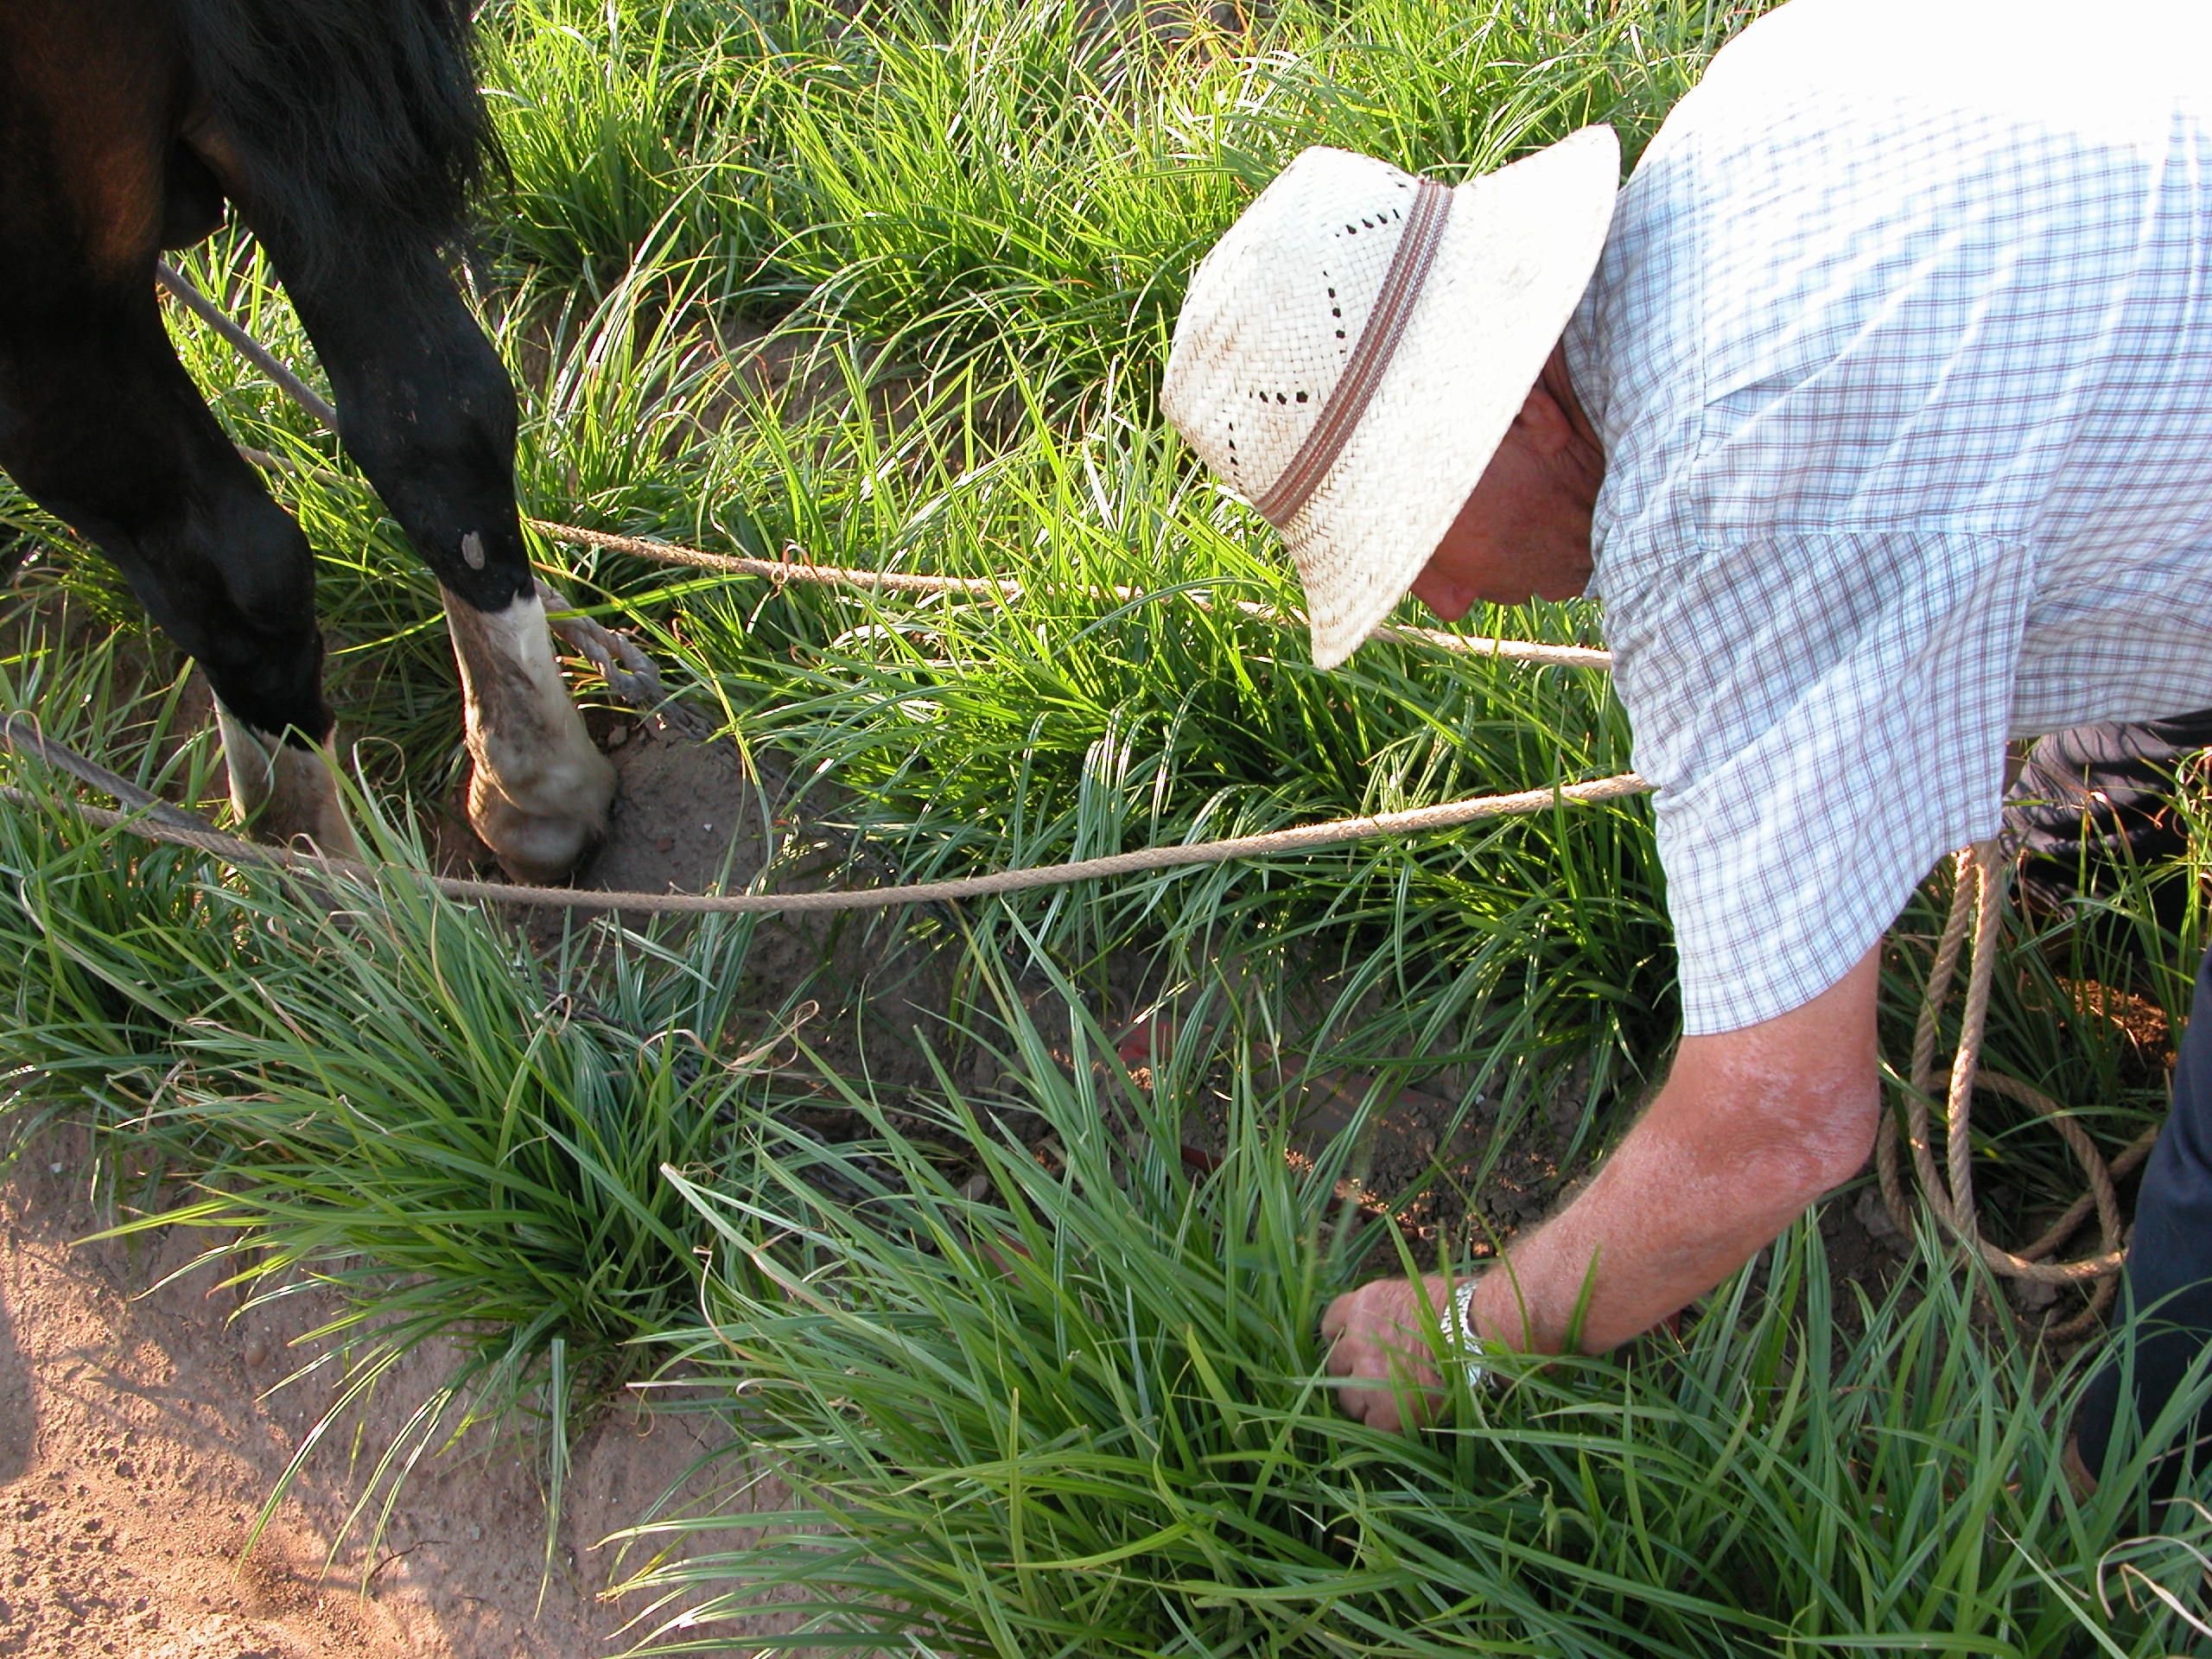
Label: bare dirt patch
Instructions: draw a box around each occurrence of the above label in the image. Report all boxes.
[0,1126,820,1658]
[512,715,1006,1099]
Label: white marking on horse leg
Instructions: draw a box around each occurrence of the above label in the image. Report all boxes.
[442,588,617,882]
[213,702,362,858]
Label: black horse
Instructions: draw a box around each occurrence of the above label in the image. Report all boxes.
[0,0,615,880]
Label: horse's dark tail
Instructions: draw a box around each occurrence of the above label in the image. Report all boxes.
[170,0,495,275]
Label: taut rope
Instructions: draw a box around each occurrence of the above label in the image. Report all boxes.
[0,716,1647,914]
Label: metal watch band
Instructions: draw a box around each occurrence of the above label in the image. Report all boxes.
[1452,1278,1492,1393]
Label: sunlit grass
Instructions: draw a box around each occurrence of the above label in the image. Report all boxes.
[0,0,2201,1643]
[0,717,807,1564]
[613,941,2210,1656]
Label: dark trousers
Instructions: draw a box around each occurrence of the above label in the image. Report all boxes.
[2075,936,2212,1488]
[2007,710,2212,923]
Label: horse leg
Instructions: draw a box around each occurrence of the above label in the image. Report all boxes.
[237,230,615,882]
[0,0,354,849]
[0,287,358,854]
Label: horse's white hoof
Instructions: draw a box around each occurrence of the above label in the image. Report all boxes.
[442,588,619,884]
[465,743,616,884]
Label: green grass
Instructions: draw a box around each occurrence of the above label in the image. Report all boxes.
[0,0,2202,1647]
[639,359,1655,1001]
[0,726,811,1555]
[613,945,2210,1656]
[471,0,1754,390]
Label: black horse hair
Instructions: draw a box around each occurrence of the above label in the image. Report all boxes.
[168,0,496,276]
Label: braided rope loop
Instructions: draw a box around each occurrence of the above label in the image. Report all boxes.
[1876,841,2157,1338]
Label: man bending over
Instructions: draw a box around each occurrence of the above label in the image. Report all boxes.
[1160,0,2212,1490]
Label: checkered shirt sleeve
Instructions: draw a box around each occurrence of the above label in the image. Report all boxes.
[1566,0,2212,1034]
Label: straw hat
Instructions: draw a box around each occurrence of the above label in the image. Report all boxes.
[1161,129,1620,669]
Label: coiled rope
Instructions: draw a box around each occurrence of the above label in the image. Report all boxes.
[1877,843,2160,1336]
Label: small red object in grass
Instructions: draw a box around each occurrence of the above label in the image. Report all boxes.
[972,1230,1033,1278]
[1179,1144,1223,1176]
[1115,1012,1178,1071]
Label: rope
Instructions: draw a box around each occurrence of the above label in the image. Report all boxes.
[157,263,340,429]
[155,265,1611,671]
[522,519,1614,668]
[1875,842,2161,1336]
[144,264,2161,1332]
[0,720,1648,913]
[0,714,206,830]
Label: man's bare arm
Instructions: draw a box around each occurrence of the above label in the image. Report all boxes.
[1321,944,1884,1430]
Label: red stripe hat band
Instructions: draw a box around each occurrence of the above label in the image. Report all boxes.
[1252,175,1455,531]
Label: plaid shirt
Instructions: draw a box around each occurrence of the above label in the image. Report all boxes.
[1562,0,2212,1035]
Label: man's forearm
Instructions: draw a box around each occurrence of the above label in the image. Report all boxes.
[1470,1077,1866,1354]
[1473,947,1886,1357]
[1320,947,1885,1431]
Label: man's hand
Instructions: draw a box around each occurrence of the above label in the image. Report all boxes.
[1319,1271,1457,1432]
[1317,944,1885,1431]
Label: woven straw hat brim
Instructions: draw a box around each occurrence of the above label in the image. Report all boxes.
[1285,128,1619,669]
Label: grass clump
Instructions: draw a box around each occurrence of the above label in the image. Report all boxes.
[616,953,2205,1656]
[569,347,1670,1119]
[472,0,1766,391]
[0,731,803,1553]
[476,0,790,289]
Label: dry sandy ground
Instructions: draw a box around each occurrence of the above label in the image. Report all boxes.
[0,1130,817,1658]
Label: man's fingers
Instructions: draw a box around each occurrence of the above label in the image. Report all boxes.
[1319,1291,1353,1348]
[1318,1274,1459,1433]
[1343,1389,1404,1433]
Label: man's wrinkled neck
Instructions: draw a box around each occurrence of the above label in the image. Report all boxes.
[1538,340,1606,516]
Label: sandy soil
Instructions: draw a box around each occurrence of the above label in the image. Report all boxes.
[0,1125,820,1659]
